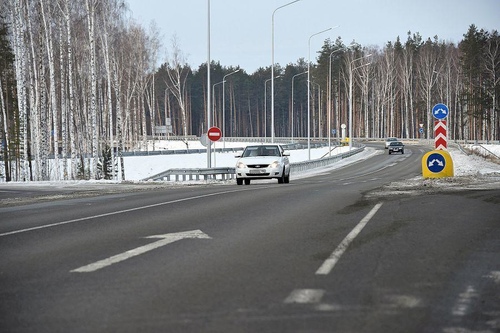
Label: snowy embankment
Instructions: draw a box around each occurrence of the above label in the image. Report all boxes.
[123,141,356,181]
[123,141,500,182]
[1,141,499,188]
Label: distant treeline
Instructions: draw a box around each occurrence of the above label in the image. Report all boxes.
[0,0,498,181]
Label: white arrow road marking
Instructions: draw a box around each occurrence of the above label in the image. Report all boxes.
[71,230,211,273]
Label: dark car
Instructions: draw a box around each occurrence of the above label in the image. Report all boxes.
[388,141,404,154]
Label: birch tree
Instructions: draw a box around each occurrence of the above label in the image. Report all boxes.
[483,31,500,139]
[165,35,190,137]
[11,0,29,181]
[86,0,98,179]
[41,0,60,180]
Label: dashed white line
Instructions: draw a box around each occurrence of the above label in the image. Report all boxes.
[284,289,325,304]
[452,285,477,316]
[316,202,383,275]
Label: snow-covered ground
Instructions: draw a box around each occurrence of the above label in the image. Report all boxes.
[1,141,499,195]
[124,140,500,195]
[123,141,357,181]
[123,140,500,181]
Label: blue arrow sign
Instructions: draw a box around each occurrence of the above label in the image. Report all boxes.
[427,153,446,173]
[432,103,449,120]
[419,128,424,134]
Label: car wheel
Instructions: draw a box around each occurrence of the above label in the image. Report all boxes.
[284,172,290,184]
[244,179,251,185]
[236,178,243,185]
[402,150,405,154]
[278,168,286,184]
[388,151,391,155]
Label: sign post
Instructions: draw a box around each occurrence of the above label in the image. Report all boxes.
[432,103,449,150]
[207,126,222,168]
[422,103,454,178]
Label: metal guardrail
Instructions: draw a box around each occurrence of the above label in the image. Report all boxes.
[469,144,500,160]
[290,146,364,173]
[144,145,365,182]
[146,167,236,182]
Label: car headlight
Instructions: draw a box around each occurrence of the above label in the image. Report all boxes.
[236,161,247,169]
[269,161,280,168]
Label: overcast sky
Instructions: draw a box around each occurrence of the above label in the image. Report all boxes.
[127,0,499,73]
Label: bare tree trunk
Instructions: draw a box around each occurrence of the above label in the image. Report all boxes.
[86,0,98,179]
[11,0,29,181]
[41,0,60,180]
[62,0,78,180]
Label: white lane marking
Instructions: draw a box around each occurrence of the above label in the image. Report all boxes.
[451,285,477,316]
[0,186,274,237]
[71,230,211,273]
[316,202,383,275]
[484,271,500,283]
[284,289,325,304]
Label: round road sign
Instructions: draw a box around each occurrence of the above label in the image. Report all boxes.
[432,103,449,120]
[207,126,222,142]
[427,153,446,173]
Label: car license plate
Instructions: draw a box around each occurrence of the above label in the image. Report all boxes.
[249,169,264,174]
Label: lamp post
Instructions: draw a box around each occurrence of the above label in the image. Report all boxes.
[348,53,372,150]
[222,69,240,148]
[291,70,308,143]
[327,44,354,155]
[311,81,321,138]
[265,75,281,139]
[272,0,300,143]
[206,0,211,167]
[308,28,331,160]
[212,80,224,126]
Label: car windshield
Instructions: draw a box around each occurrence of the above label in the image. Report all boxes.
[242,146,281,157]
[390,142,403,146]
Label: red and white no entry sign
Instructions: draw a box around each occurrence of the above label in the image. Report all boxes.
[207,126,222,142]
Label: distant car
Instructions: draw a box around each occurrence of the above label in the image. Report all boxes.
[385,137,398,149]
[235,144,290,185]
[388,141,405,154]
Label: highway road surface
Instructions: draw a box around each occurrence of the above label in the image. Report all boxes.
[1,144,499,332]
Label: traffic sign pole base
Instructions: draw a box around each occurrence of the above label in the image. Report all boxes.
[422,150,454,179]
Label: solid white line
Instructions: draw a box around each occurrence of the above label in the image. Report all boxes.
[284,289,325,304]
[0,186,274,237]
[316,202,383,275]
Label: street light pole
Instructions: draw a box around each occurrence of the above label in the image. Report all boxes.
[291,70,308,143]
[206,0,211,168]
[265,75,280,140]
[308,27,331,160]
[222,69,240,148]
[348,53,372,150]
[272,0,300,143]
[328,47,345,155]
[212,80,224,127]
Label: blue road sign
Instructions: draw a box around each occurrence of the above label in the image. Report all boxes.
[419,128,424,134]
[427,153,446,173]
[432,103,449,120]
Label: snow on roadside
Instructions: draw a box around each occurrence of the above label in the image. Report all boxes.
[1,141,499,190]
[368,145,500,197]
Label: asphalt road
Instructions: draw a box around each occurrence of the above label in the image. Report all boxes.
[1,144,499,333]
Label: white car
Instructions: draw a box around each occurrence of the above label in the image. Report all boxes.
[235,145,290,185]
[385,137,398,149]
